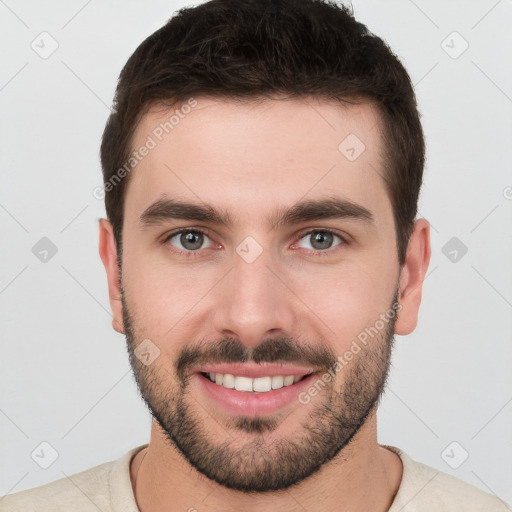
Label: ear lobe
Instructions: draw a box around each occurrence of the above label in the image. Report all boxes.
[98,218,125,334]
[394,219,431,336]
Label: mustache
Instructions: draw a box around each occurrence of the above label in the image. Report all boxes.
[175,335,337,382]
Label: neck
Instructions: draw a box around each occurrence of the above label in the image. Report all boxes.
[130,413,403,512]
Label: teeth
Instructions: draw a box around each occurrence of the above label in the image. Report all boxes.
[283,375,294,386]
[206,372,307,393]
[271,375,284,389]
[234,376,253,392]
[222,373,235,389]
[253,377,272,392]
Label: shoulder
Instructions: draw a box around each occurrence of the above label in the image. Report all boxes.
[0,445,146,512]
[0,461,113,512]
[384,445,510,512]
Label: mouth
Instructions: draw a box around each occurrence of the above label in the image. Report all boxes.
[199,371,313,393]
[192,365,320,417]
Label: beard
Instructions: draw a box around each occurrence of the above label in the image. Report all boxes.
[122,288,399,494]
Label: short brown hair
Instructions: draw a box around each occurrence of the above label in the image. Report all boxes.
[100,0,425,265]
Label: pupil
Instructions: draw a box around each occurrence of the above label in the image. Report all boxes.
[312,231,332,250]
[181,231,203,250]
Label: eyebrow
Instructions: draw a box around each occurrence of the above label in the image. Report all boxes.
[139,196,374,230]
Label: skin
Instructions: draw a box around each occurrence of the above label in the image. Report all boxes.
[99,96,430,512]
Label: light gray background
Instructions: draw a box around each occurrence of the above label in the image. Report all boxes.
[1,0,511,506]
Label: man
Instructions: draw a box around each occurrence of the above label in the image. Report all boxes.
[2,0,508,510]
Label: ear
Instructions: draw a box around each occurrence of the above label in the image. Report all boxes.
[394,218,431,335]
[98,218,125,334]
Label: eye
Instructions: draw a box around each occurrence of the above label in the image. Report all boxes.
[163,228,216,253]
[295,229,345,252]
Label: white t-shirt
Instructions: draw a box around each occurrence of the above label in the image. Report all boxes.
[1,444,508,511]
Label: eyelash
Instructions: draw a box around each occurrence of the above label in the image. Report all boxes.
[161,228,348,258]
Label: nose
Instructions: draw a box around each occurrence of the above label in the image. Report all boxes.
[212,244,298,348]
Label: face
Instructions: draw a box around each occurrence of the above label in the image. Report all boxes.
[100,96,427,493]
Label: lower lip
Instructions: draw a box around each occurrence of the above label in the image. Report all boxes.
[193,372,318,417]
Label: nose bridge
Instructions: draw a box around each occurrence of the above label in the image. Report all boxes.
[212,242,295,347]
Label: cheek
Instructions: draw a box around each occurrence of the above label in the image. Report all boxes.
[294,261,397,346]
[122,247,218,337]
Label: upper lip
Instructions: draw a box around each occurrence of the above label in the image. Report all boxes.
[192,362,318,379]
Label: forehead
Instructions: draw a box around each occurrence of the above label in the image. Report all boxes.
[124,96,389,227]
